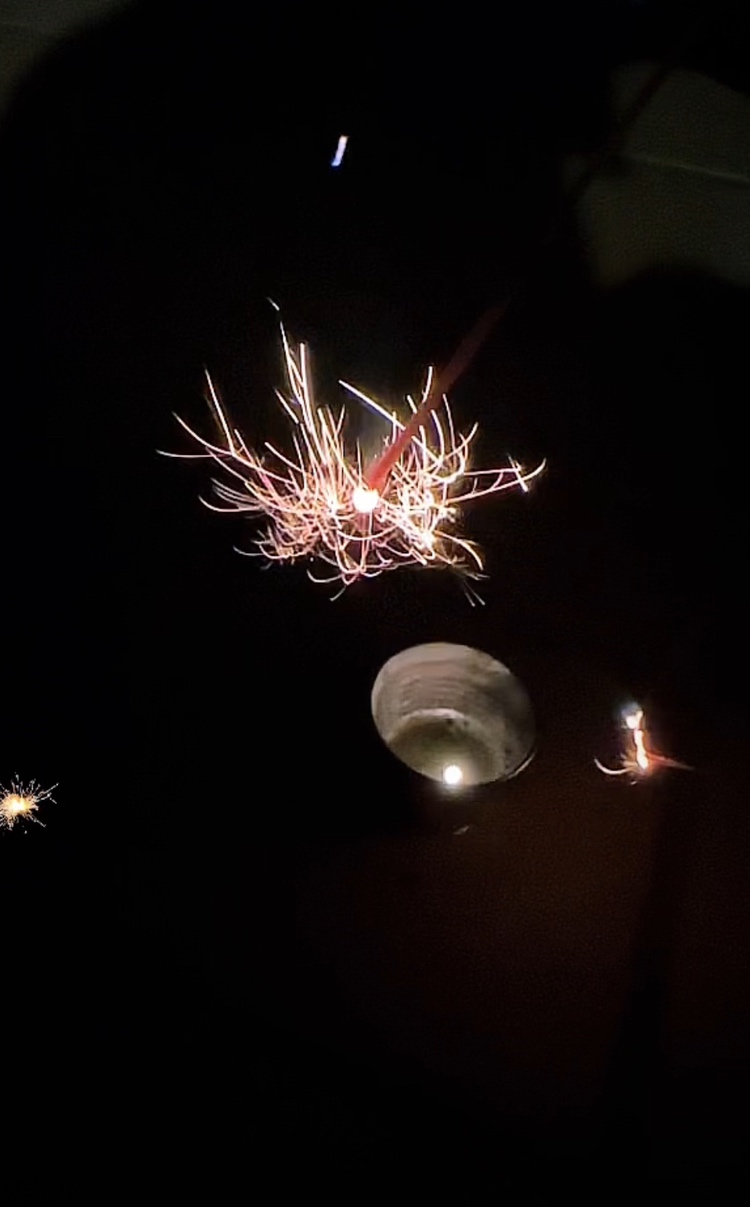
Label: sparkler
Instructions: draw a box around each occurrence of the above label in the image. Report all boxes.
[163,310,545,597]
[0,778,56,831]
[595,705,691,781]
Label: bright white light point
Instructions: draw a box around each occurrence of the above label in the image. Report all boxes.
[624,708,642,731]
[352,485,379,514]
[331,135,349,167]
[443,763,464,787]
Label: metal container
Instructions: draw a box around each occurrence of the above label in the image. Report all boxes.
[371,642,535,788]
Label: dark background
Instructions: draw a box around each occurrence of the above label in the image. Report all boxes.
[2,0,750,1191]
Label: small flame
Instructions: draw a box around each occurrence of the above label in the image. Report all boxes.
[595,705,690,781]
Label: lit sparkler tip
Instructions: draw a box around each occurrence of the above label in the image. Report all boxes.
[351,485,380,514]
[442,763,464,787]
[0,777,57,831]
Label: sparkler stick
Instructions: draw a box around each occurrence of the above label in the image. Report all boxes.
[363,306,505,495]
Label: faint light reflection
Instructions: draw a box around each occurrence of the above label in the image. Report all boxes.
[331,135,349,167]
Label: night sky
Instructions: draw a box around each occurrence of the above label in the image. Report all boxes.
[2,0,750,1190]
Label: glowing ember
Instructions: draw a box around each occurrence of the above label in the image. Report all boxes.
[163,320,544,598]
[0,778,56,831]
[595,705,690,780]
[351,485,380,514]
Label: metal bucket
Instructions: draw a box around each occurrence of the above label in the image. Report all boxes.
[371,642,535,788]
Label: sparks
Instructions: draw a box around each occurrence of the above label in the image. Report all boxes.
[162,318,544,598]
[0,777,57,831]
[595,705,691,781]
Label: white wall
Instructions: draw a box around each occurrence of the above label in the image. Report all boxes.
[569,62,750,288]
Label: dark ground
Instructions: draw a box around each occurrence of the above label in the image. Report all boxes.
[2,0,750,1193]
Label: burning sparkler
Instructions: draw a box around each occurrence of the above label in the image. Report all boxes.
[163,310,545,597]
[595,705,690,781]
[0,778,56,831]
